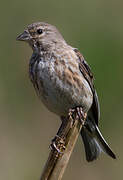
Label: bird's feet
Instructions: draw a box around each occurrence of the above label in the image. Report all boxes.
[50,107,87,155]
[50,135,66,155]
[68,107,87,126]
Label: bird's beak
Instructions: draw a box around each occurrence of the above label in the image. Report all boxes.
[16,30,30,41]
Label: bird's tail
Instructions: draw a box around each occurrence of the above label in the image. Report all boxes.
[81,118,116,162]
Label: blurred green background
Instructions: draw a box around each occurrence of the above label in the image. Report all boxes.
[0,0,123,179]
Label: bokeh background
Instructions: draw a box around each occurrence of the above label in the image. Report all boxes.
[0,0,123,179]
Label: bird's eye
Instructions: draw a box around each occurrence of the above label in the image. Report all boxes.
[37,29,43,34]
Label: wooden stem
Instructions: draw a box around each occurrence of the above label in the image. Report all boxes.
[40,110,84,180]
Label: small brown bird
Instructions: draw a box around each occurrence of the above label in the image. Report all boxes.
[16,22,116,162]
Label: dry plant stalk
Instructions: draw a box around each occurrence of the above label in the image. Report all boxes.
[40,110,84,180]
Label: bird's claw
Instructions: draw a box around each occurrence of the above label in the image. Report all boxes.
[76,107,87,125]
[50,135,66,155]
[68,107,87,126]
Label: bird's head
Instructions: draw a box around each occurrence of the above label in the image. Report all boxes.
[16,22,65,52]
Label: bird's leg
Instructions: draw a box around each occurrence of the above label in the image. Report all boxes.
[50,112,76,154]
[50,135,66,155]
[50,107,87,154]
[50,118,68,154]
[76,107,87,125]
[68,107,87,126]
[68,108,77,128]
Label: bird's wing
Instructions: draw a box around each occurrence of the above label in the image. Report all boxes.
[74,48,100,125]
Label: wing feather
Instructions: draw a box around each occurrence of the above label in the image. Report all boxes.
[74,48,100,125]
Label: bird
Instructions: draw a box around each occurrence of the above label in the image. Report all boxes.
[16,22,116,162]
